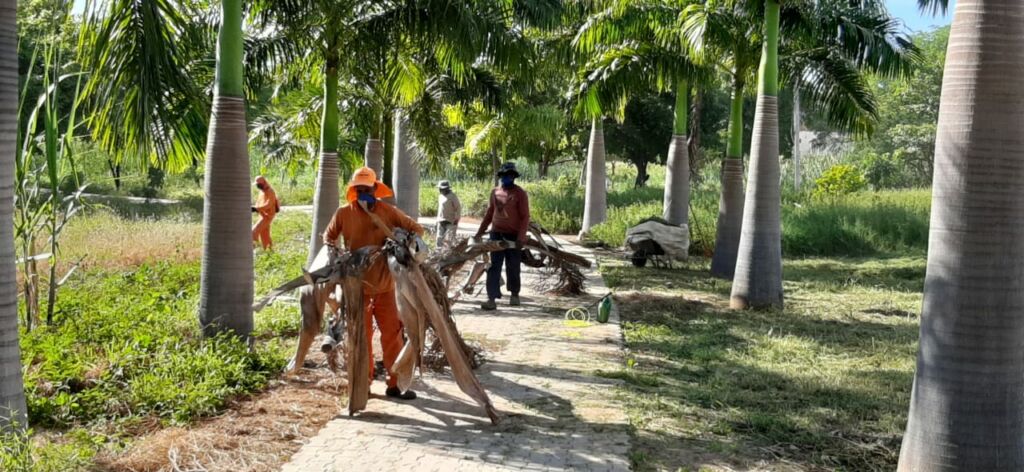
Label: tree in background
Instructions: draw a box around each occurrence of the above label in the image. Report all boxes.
[856,26,947,189]
[604,93,673,188]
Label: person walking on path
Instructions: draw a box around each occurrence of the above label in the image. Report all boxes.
[251,175,280,250]
[474,162,530,310]
[323,167,424,400]
[436,180,462,248]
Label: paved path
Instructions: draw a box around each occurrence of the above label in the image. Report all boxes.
[281,220,630,471]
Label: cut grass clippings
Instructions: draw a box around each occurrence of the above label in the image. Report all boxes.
[600,256,921,471]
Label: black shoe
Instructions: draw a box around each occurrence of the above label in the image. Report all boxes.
[510,295,521,306]
[480,299,497,311]
[385,387,417,400]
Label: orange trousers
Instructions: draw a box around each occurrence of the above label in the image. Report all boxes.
[364,289,403,388]
[252,215,274,249]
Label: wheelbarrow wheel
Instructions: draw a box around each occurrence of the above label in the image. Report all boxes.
[631,250,648,268]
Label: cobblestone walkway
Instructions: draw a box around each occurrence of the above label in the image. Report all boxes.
[281,219,630,472]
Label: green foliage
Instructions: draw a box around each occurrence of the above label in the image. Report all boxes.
[20,262,285,427]
[813,164,867,198]
[853,26,947,188]
[784,191,930,257]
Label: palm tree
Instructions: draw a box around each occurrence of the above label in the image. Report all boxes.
[580,115,607,235]
[686,0,916,279]
[0,0,26,431]
[197,0,253,337]
[682,1,761,278]
[898,1,1024,468]
[391,112,419,217]
[729,0,782,309]
[572,0,709,227]
[729,0,917,308]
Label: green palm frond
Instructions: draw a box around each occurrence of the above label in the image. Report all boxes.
[796,50,877,136]
[917,0,949,16]
[82,0,210,172]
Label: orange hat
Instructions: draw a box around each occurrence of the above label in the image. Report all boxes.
[345,167,394,203]
[254,175,269,187]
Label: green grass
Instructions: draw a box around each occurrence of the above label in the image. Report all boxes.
[601,256,922,471]
[15,208,312,468]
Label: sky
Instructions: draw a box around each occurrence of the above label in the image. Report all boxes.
[885,0,955,32]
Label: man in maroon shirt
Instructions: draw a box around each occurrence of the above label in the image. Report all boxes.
[474,162,530,310]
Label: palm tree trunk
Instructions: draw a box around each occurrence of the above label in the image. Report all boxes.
[898,2,1024,469]
[391,112,419,218]
[730,0,783,310]
[307,62,340,265]
[198,0,253,338]
[0,0,26,431]
[710,75,747,279]
[688,89,702,178]
[382,111,394,187]
[663,80,690,226]
[364,136,384,177]
[580,117,607,236]
[792,80,802,191]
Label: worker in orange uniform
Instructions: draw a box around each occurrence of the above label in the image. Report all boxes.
[251,175,280,250]
[323,167,424,400]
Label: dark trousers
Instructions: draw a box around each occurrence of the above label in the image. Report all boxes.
[486,232,521,300]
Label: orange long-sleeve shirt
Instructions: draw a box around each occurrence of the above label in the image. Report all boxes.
[254,187,279,219]
[322,202,424,295]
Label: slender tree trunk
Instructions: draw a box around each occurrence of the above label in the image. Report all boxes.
[198,0,253,338]
[491,149,500,186]
[307,61,340,265]
[688,88,703,179]
[0,0,27,431]
[710,74,747,279]
[364,134,384,178]
[899,2,1024,469]
[792,80,802,191]
[107,160,121,191]
[382,110,394,187]
[633,159,648,188]
[538,150,550,178]
[391,112,419,218]
[664,80,690,226]
[580,117,607,236]
[730,0,783,310]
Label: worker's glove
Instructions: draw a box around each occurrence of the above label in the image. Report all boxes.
[327,244,340,261]
[251,206,257,213]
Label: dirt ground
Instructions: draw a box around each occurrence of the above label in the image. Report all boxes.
[94,350,346,472]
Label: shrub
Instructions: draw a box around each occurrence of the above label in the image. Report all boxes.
[813,164,867,198]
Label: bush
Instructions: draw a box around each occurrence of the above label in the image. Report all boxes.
[813,164,867,198]
[21,261,288,428]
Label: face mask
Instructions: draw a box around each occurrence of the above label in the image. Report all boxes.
[357,193,376,206]
[500,176,515,187]
[256,183,265,190]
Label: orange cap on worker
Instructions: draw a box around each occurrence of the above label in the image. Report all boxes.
[345,167,394,203]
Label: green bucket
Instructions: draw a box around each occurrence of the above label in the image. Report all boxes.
[597,293,613,323]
